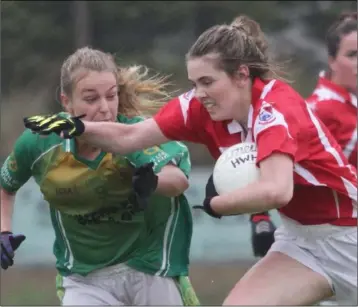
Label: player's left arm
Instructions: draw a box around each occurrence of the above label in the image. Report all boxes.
[211,153,294,215]
[129,144,190,197]
[156,163,189,197]
[124,115,190,197]
[211,96,298,215]
[155,140,191,197]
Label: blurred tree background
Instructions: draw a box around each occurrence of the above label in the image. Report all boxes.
[1,0,356,162]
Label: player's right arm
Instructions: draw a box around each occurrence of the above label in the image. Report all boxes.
[79,90,200,154]
[24,90,201,154]
[1,130,36,231]
[82,118,168,154]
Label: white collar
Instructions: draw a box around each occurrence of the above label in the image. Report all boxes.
[350,93,357,108]
[227,106,254,134]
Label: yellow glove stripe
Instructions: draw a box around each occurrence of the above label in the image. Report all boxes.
[26,115,47,123]
[69,126,77,136]
[38,115,59,127]
[46,119,68,130]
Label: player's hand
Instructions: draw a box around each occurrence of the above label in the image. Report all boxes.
[193,174,222,219]
[250,212,276,257]
[1,232,26,270]
[132,162,158,200]
[23,114,85,139]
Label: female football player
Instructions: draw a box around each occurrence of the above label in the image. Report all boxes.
[306,12,357,306]
[23,16,357,305]
[307,12,357,168]
[1,47,199,306]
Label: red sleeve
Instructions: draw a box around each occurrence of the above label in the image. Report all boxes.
[253,98,298,165]
[153,90,202,143]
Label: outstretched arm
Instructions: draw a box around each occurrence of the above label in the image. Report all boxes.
[24,93,199,154]
[80,118,170,154]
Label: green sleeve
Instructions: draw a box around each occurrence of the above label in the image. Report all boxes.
[155,141,191,177]
[118,114,191,177]
[126,141,191,177]
[0,129,38,193]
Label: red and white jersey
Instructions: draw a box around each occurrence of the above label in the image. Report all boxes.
[307,71,357,168]
[154,78,357,226]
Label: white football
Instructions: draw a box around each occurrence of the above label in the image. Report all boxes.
[213,142,260,195]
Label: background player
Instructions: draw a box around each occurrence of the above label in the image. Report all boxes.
[1,47,199,306]
[307,12,357,168]
[306,11,357,306]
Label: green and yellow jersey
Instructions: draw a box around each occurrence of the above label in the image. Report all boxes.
[0,114,193,278]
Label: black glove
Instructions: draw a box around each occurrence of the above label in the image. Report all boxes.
[193,174,221,219]
[23,114,85,138]
[132,162,158,209]
[1,231,26,270]
[250,212,276,257]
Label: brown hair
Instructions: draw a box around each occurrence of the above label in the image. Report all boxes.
[326,11,357,58]
[117,65,173,116]
[60,46,172,117]
[186,15,286,80]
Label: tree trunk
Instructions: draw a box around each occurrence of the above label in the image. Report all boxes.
[73,1,91,48]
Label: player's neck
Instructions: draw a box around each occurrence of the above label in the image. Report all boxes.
[75,139,102,161]
[330,74,348,92]
[232,95,251,130]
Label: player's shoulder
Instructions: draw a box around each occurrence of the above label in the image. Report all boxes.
[307,85,346,106]
[252,80,307,130]
[306,86,346,121]
[13,128,63,161]
[307,72,348,106]
[255,79,303,113]
[17,128,62,148]
[268,79,303,102]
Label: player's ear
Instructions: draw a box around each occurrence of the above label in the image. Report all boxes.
[328,56,337,74]
[233,65,250,88]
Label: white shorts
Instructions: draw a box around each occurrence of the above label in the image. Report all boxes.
[270,215,357,306]
[58,263,183,305]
